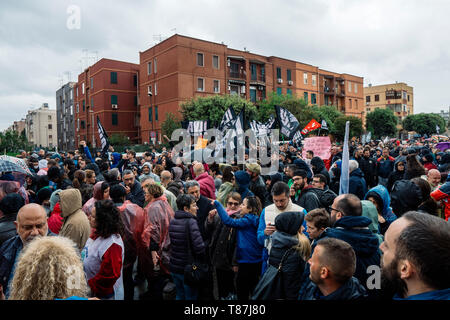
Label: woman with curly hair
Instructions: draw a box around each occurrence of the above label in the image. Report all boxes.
[82,199,125,300]
[8,236,88,300]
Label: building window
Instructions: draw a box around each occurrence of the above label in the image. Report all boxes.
[349,99,352,108]
[147,62,152,75]
[251,64,257,81]
[355,99,358,108]
[213,80,220,93]
[312,75,317,86]
[154,83,157,96]
[148,107,152,122]
[49,135,52,140]
[287,88,292,96]
[287,69,292,82]
[112,113,118,125]
[48,124,52,129]
[133,74,137,86]
[111,95,118,105]
[303,73,308,85]
[375,94,379,101]
[82,83,85,94]
[111,72,118,84]
[82,100,85,111]
[154,58,157,73]
[213,55,219,69]
[148,85,152,95]
[90,77,93,88]
[403,91,407,99]
[311,93,317,104]
[276,87,282,95]
[197,78,204,91]
[366,96,370,102]
[348,81,352,92]
[76,104,79,113]
[155,106,158,121]
[81,120,85,129]
[134,95,138,106]
[197,53,204,66]
[250,88,257,102]
[354,83,358,93]
[407,95,410,102]
[48,115,52,120]
[304,92,308,102]
[70,90,73,100]
[276,67,281,79]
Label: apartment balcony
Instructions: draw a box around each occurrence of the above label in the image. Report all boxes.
[229,70,246,80]
[249,75,266,86]
[324,87,335,95]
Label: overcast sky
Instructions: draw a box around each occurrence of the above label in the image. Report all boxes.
[1,0,449,131]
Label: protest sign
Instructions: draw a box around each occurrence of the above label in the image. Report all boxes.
[301,136,331,160]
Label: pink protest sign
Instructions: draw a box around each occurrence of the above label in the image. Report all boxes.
[301,137,331,160]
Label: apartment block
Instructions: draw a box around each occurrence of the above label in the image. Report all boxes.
[74,58,139,148]
[56,82,76,151]
[139,34,364,144]
[364,82,414,124]
[25,103,57,148]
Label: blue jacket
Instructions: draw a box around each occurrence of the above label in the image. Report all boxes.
[214,200,262,263]
[377,156,395,179]
[324,216,381,287]
[349,168,367,200]
[299,276,368,300]
[111,152,122,168]
[393,288,450,300]
[364,185,397,227]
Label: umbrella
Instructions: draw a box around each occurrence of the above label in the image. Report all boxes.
[435,142,450,152]
[0,155,32,175]
[0,158,32,175]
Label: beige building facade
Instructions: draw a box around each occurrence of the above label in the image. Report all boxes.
[364,82,414,125]
[25,103,57,148]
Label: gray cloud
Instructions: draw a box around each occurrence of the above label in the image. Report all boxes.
[1,0,449,131]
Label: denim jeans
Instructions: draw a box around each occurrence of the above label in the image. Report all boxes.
[171,272,198,300]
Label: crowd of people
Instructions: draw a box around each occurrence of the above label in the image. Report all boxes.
[0,137,449,301]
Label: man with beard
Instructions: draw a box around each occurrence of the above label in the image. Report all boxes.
[299,238,367,300]
[290,169,320,213]
[380,212,450,300]
[0,204,52,298]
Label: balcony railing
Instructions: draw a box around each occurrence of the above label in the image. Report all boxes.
[250,75,266,82]
[229,71,246,79]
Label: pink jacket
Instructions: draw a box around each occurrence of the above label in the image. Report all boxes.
[195,172,216,200]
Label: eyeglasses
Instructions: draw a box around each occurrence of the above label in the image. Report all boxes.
[328,206,340,213]
[227,201,239,206]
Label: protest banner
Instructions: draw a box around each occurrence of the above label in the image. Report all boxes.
[301,136,331,160]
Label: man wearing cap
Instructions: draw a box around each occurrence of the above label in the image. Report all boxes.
[246,163,270,207]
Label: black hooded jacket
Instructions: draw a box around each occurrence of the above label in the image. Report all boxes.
[310,157,330,185]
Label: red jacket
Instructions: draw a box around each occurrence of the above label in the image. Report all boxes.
[195,172,216,200]
[430,185,450,221]
[48,202,63,234]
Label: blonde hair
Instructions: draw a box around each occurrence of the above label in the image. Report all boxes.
[295,233,312,261]
[9,236,88,300]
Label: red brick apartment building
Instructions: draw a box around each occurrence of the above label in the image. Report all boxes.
[74,58,139,148]
[139,34,364,144]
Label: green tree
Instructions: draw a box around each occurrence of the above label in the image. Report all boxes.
[403,113,446,136]
[366,108,398,139]
[311,105,343,134]
[161,112,182,139]
[180,94,257,125]
[0,130,31,153]
[332,116,363,141]
[109,133,129,146]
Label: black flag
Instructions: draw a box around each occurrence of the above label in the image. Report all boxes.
[219,106,237,131]
[97,116,110,156]
[275,105,300,140]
